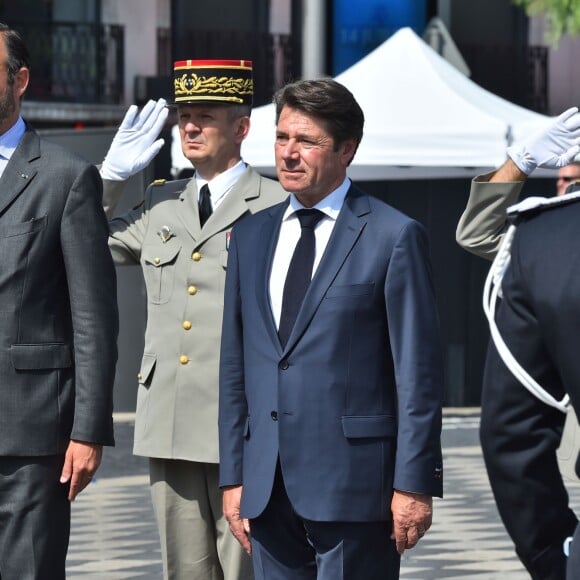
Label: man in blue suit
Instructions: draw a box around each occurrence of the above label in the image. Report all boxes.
[218,78,444,579]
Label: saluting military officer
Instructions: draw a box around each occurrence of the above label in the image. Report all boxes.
[98,59,286,580]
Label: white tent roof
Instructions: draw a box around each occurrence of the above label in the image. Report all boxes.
[241,27,553,180]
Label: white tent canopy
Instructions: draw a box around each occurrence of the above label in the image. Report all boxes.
[241,27,553,180]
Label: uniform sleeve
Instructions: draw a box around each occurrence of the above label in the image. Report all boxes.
[107,184,153,265]
[101,178,127,219]
[456,174,524,260]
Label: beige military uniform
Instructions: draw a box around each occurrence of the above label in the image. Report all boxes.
[455,173,524,259]
[107,166,285,461]
[104,166,286,579]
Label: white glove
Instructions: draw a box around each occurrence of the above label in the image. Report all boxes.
[507,106,580,175]
[100,98,169,181]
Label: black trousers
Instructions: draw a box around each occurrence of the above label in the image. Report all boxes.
[0,455,69,580]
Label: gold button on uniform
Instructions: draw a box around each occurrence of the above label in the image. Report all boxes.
[188,285,197,295]
[192,252,202,261]
[182,321,192,330]
[137,372,143,380]
[179,355,189,365]
[154,257,161,265]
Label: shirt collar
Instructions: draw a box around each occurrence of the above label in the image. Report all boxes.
[197,160,246,200]
[0,116,26,160]
[283,177,351,222]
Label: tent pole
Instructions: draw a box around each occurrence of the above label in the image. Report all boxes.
[302,0,326,79]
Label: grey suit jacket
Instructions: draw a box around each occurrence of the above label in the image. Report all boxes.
[455,173,524,260]
[0,126,118,455]
[107,166,286,462]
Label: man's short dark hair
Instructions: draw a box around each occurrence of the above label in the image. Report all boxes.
[227,104,251,121]
[0,23,30,85]
[273,78,364,161]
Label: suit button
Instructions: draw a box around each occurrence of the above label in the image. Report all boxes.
[271,411,278,421]
[188,285,197,295]
[153,257,161,265]
[279,360,289,370]
[179,355,189,365]
[137,372,142,380]
[192,252,202,261]
[182,321,192,330]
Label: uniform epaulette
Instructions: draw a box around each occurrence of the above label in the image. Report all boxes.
[152,179,167,186]
[507,191,580,222]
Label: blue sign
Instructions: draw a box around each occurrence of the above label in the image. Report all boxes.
[332,0,427,75]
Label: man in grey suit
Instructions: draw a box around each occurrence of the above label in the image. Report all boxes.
[99,59,286,580]
[0,24,118,580]
[219,78,444,579]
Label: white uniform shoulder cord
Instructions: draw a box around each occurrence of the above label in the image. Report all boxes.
[482,203,572,414]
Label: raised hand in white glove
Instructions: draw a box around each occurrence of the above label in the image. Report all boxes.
[100,98,169,181]
[507,107,580,175]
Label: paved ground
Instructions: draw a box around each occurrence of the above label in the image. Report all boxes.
[66,412,580,579]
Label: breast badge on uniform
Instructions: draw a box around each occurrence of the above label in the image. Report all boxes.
[158,225,175,243]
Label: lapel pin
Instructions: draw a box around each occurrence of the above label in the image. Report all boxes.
[158,225,174,243]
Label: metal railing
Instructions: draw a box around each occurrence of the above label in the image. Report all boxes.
[16,22,124,104]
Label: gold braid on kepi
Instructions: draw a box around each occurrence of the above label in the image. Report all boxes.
[172,59,253,106]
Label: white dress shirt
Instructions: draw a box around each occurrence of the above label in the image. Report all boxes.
[196,160,247,210]
[0,116,25,179]
[269,177,351,329]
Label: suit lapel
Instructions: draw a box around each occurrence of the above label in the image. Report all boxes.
[181,167,262,246]
[177,178,202,241]
[199,168,257,242]
[0,129,39,216]
[255,202,288,352]
[282,186,370,354]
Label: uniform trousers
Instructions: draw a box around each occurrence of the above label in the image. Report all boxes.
[250,464,400,580]
[0,455,70,580]
[149,458,253,580]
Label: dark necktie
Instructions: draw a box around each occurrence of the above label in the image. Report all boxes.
[199,184,213,227]
[278,209,325,348]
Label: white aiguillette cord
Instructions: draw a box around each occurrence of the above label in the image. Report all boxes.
[482,217,571,414]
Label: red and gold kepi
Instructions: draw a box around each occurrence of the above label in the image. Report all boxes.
[173,59,253,106]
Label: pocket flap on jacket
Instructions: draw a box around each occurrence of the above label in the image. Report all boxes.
[341,415,397,438]
[138,353,157,384]
[1,215,47,239]
[326,283,374,298]
[143,244,181,267]
[11,343,72,370]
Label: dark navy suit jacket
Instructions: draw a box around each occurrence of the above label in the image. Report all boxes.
[219,185,444,521]
[481,198,580,579]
